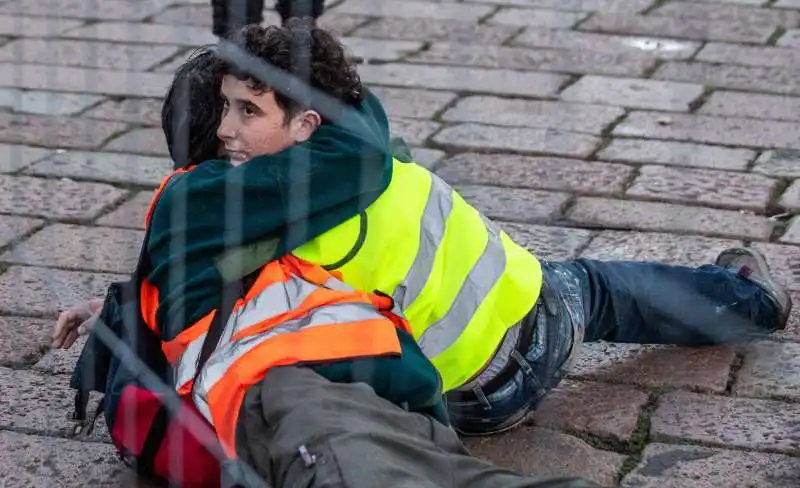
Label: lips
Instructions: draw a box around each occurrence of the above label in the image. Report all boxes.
[226,148,248,163]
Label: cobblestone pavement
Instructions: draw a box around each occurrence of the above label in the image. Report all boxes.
[1,0,799,486]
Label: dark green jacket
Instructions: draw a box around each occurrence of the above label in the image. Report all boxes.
[146,90,447,424]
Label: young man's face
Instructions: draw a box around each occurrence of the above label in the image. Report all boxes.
[217,74,320,165]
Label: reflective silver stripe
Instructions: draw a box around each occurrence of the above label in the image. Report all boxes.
[417,216,506,358]
[174,330,207,389]
[394,174,454,310]
[224,276,316,341]
[191,301,385,406]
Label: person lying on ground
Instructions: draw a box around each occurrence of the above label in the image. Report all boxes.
[58,20,792,442]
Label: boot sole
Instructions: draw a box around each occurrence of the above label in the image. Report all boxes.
[715,247,792,330]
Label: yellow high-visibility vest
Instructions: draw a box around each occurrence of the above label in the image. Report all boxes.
[293,159,542,391]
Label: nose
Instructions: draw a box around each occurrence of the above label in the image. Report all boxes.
[217,111,235,142]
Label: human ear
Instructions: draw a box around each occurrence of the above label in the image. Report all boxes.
[292,109,321,143]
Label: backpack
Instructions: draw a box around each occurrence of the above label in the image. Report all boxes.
[68,185,262,487]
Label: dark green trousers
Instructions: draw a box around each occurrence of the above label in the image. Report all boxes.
[234,367,605,488]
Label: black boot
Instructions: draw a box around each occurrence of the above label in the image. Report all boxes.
[274,0,325,25]
[211,0,266,38]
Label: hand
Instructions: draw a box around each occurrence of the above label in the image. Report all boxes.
[52,298,104,349]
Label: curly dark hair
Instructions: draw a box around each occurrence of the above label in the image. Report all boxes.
[161,45,225,169]
[220,19,364,123]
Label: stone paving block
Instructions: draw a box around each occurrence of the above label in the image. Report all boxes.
[513,29,701,60]
[621,443,800,488]
[26,150,172,187]
[0,266,124,317]
[442,96,623,135]
[0,0,169,20]
[370,87,456,119]
[778,292,800,342]
[579,13,775,43]
[316,14,372,37]
[469,0,653,11]
[778,179,800,211]
[455,185,569,223]
[581,230,741,267]
[567,198,775,240]
[359,63,569,97]
[735,341,800,400]
[331,0,493,21]
[652,0,800,25]
[0,14,85,37]
[0,367,110,442]
[614,111,800,150]
[531,380,649,441]
[571,342,735,392]
[0,88,104,116]
[434,124,600,157]
[152,4,213,26]
[0,143,52,173]
[389,118,441,145]
[781,216,800,245]
[437,153,634,195]
[776,0,800,7]
[654,62,800,96]
[410,147,446,170]
[1,223,143,273]
[560,76,704,112]
[0,431,144,488]
[60,21,215,46]
[0,316,51,367]
[464,427,625,487]
[103,127,168,156]
[0,62,173,98]
[699,92,800,122]
[341,37,424,62]
[488,7,588,28]
[95,191,152,229]
[597,139,755,170]
[626,165,778,211]
[0,174,127,221]
[0,215,42,248]
[412,43,655,77]
[81,98,162,126]
[777,28,800,47]
[351,17,519,45]
[650,390,800,454]
[34,336,84,375]
[0,112,127,150]
[751,243,800,292]
[500,223,594,260]
[696,43,800,69]
[0,38,179,71]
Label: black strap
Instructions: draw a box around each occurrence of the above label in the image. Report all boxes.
[191,279,246,393]
[137,404,170,473]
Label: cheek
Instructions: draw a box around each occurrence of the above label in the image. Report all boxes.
[250,121,294,154]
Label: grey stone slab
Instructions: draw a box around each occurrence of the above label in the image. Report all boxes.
[370,87,457,119]
[699,92,800,122]
[359,63,569,97]
[442,96,623,134]
[580,13,775,43]
[488,7,588,28]
[331,0,493,21]
[560,76,704,112]
[0,143,52,173]
[0,88,104,115]
[598,139,755,170]
[513,29,701,60]
[412,43,655,77]
[0,38,180,71]
[1,223,143,273]
[621,443,800,488]
[434,123,600,157]
[26,150,172,186]
[614,111,800,150]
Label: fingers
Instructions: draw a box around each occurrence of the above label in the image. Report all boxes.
[52,310,78,349]
[62,329,80,350]
[77,312,100,336]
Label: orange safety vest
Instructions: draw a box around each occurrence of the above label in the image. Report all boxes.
[140,172,409,458]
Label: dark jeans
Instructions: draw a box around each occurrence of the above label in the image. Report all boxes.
[447,259,779,435]
[210,0,325,37]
